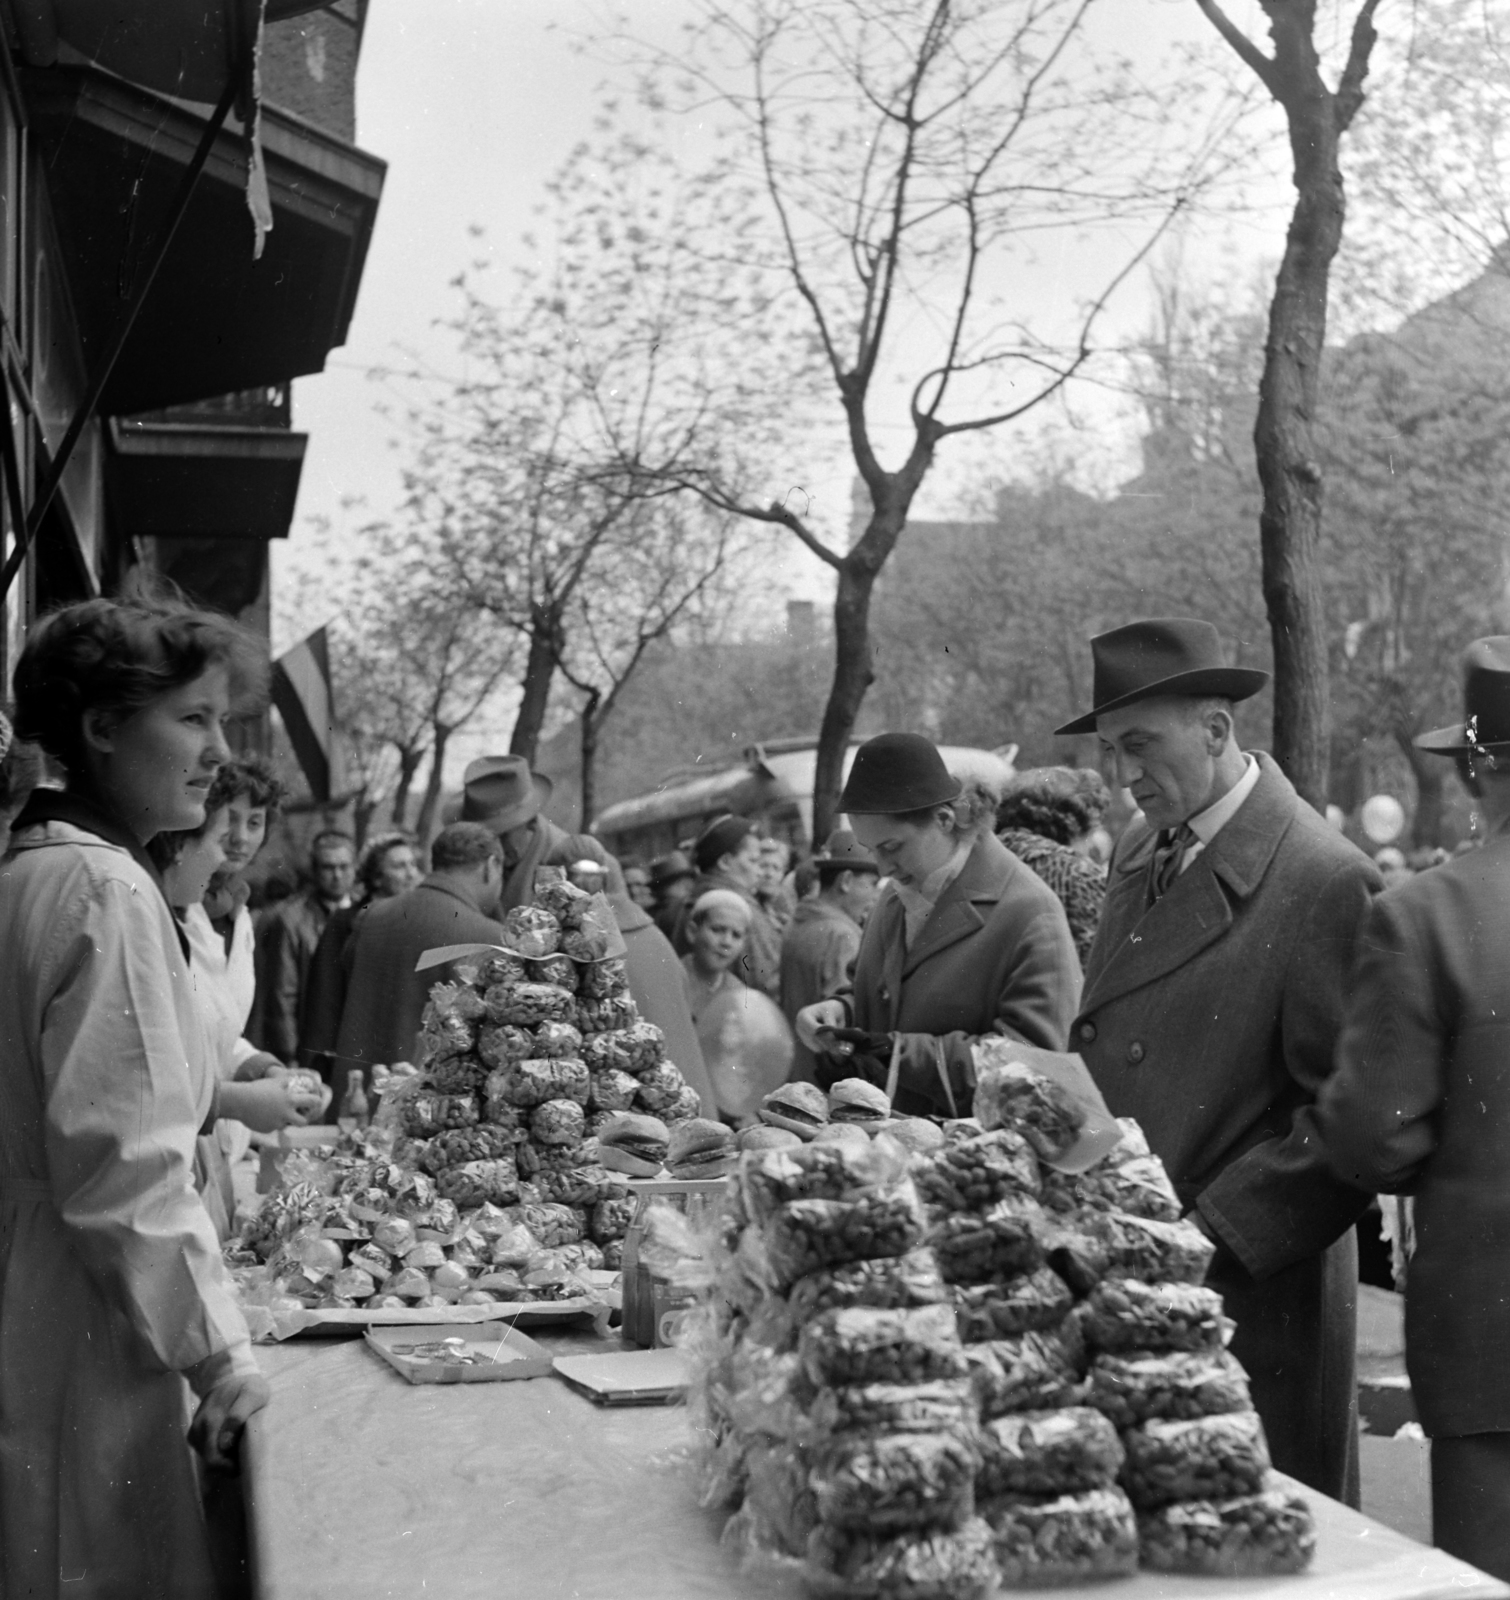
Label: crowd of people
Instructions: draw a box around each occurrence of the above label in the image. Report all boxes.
[4,589,1510,1593]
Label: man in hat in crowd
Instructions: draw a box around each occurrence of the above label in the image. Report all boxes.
[674,814,783,999]
[649,849,697,941]
[1316,639,1510,1578]
[460,755,615,915]
[1061,618,1380,1505]
[779,830,881,1084]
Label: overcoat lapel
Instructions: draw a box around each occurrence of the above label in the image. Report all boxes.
[1082,754,1297,1013]
[867,889,908,1030]
[902,838,998,979]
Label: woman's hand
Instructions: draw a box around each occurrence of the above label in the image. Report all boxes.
[215,1077,315,1133]
[234,1051,286,1082]
[190,1369,271,1473]
[796,998,850,1052]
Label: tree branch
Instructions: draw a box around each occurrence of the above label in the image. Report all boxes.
[1195,0,1282,98]
[1334,0,1382,132]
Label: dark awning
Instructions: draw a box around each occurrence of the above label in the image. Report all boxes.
[22,64,385,414]
[107,418,307,539]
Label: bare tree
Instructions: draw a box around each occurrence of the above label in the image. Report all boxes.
[627,0,1237,836]
[1195,0,1382,807]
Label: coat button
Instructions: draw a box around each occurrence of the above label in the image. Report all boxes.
[879,985,890,1003]
[1078,1021,1097,1044]
[1128,1041,1145,1064]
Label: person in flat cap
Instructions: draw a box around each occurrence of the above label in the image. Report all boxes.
[794,732,1080,1116]
[1063,617,1380,1507]
[779,830,881,1084]
[1317,638,1510,1576]
[673,814,783,1000]
[459,754,615,916]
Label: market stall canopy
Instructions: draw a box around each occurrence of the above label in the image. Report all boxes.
[20,63,384,413]
[107,417,306,540]
[6,0,328,100]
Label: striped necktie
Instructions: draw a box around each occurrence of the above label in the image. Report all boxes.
[1149,823,1198,903]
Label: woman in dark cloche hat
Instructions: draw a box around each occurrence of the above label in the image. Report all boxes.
[793,732,1081,1118]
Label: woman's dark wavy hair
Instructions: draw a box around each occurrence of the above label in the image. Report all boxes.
[206,753,286,823]
[11,583,268,779]
[996,766,1110,846]
[358,830,418,899]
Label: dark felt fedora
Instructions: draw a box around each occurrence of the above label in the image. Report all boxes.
[813,828,879,873]
[460,755,552,832]
[649,848,695,888]
[1415,637,1510,755]
[838,733,963,816]
[1056,618,1270,736]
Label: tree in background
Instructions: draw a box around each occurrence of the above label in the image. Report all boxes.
[628,0,1239,838]
[1195,0,1382,809]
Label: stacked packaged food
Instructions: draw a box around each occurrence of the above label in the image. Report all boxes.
[695,1045,1317,1592]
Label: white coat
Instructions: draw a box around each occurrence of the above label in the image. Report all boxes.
[0,821,258,1599]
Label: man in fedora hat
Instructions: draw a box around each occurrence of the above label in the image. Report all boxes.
[1317,639,1510,1576]
[648,849,696,941]
[460,755,615,915]
[1061,618,1380,1506]
[779,830,881,1084]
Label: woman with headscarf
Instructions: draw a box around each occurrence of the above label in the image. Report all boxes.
[795,733,1080,1119]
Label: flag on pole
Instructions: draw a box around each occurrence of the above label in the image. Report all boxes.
[272,627,337,803]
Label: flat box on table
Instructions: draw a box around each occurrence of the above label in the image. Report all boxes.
[553,1346,687,1405]
[364,1321,554,1385]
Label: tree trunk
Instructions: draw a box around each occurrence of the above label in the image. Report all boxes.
[352,789,377,850]
[510,601,562,762]
[812,559,882,842]
[579,686,603,833]
[414,723,453,845]
[390,744,425,830]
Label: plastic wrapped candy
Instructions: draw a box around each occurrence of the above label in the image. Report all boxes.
[799,1304,968,1389]
[533,867,593,924]
[581,1031,636,1074]
[477,951,528,989]
[1049,1211,1214,1295]
[971,1049,1085,1162]
[809,1380,977,1441]
[1137,1488,1316,1576]
[663,1085,703,1123]
[511,1202,583,1248]
[976,1407,1123,1497]
[532,1139,595,1174]
[742,1141,891,1224]
[952,1267,1073,1343]
[766,1183,927,1288]
[525,955,579,993]
[423,981,488,1027]
[1086,1348,1252,1428]
[590,1192,636,1244]
[600,1238,624,1271]
[803,1518,998,1600]
[984,1487,1139,1586]
[1083,1279,1229,1354]
[531,1020,585,1059]
[480,1087,525,1133]
[966,1330,1083,1419]
[437,1160,520,1208]
[400,1093,479,1138]
[587,1067,640,1113]
[575,993,638,1034]
[382,1265,431,1301]
[559,896,620,960]
[578,957,629,1000]
[634,1061,689,1115]
[619,1022,666,1074]
[425,1125,519,1170]
[1122,1410,1271,1509]
[534,1164,615,1207]
[500,905,562,959]
[914,1129,1041,1212]
[493,1057,591,1108]
[744,1441,820,1558]
[811,1430,980,1533]
[488,983,575,1029]
[1042,1155,1182,1222]
[424,1055,488,1096]
[530,1098,587,1146]
[929,1194,1047,1285]
[787,1249,948,1320]
[478,1023,534,1070]
[416,1013,475,1065]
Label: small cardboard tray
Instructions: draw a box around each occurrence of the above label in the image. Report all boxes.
[552,1346,688,1405]
[365,1321,554,1384]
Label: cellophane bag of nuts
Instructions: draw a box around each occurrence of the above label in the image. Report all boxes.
[686,1067,1315,1595]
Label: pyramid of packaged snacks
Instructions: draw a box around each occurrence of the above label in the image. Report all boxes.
[226,869,703,1324]
[695,1046,1316,1596]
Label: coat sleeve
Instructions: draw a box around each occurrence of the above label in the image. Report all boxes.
[254,904,301,1062]
[1314,890,1444,1195]
[39,875,256,1388]
[298,911,351,1068]
[1194,855,1378,1280]
[895,899,1082,1117]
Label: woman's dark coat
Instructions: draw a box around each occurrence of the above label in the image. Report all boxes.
[1076,753,1380,1505]
[1317,832,1510,1438]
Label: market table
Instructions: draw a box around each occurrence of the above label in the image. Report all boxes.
[244,1330,1509,1600]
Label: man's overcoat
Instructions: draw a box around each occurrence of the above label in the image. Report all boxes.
[1317,832,1510,1437]
[1076,754,1379,1504]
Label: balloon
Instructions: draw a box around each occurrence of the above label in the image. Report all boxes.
[698,985,794,1120]
[1361,793,1406,845]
